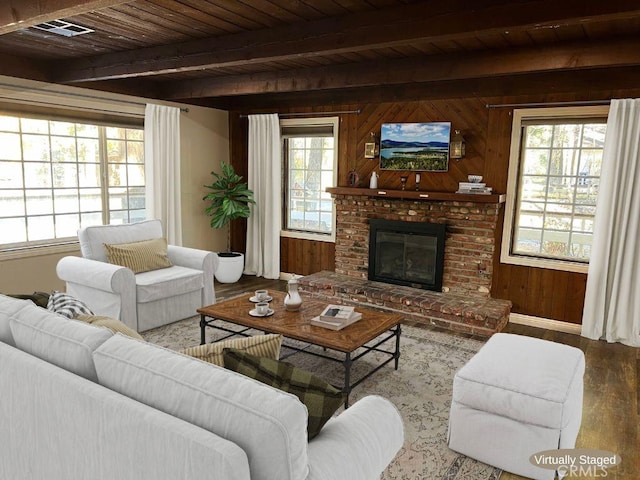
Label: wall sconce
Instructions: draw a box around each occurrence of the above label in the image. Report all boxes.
[450,130,466,160]
[364,131,379,159]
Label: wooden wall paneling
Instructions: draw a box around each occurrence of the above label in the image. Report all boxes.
[229,112,248,253]
[228,89,636,325]
[339,105,359,186]
[486,105,514,305]
[538,268,562,317]
[548,269,570,320]
[564,272,587,323]
[357,101,406,189]
[523,266,542,314]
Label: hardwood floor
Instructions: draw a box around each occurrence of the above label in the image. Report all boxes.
[215,276,639,480]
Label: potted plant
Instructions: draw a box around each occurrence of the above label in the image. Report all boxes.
[203,161,255,283]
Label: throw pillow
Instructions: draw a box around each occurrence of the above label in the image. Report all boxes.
[47,291,93,318]
[181,334,282,367]
[75,314,144,340]
[7,291,50,308]
[103,237,173,274]
[223,348,344,440]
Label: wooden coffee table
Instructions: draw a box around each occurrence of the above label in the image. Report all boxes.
[197,291,403,407]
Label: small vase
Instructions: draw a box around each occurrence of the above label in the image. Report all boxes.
[284,278,303,312]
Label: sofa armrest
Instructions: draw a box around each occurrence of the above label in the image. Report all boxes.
[306,395,404,480]
[57,256,135,293]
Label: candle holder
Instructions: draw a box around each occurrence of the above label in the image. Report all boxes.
[415,172,421,191]
[400,175,408,190]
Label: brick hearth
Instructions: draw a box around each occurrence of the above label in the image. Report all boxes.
[299,271,511,336]
[332,191,501,297]
[302,189,512,335]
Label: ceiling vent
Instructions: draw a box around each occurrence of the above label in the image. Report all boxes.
[32,20,94,37]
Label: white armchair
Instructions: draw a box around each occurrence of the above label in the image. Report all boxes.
[57,220,218,332]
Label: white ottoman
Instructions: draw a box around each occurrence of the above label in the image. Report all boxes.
[448,333,585,480]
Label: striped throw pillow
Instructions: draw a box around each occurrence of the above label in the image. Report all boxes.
[103,238,173,274]
[47,291,93,318]
[181,334,282,367]
[74,314,143,340]
[223,348,344,440]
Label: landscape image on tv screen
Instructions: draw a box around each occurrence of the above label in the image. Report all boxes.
[380,122,451,171]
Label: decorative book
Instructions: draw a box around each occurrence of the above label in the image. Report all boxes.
[310,304,363,330]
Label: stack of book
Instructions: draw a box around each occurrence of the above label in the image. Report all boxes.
[310,304,362,331]
[456,182,493,195]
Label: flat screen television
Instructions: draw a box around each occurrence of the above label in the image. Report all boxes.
[380,122,451,171]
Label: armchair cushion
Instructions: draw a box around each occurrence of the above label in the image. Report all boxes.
[104,238,173,274]
[135,266,204,303]
[47,291,94,318]
[78,219,163,262]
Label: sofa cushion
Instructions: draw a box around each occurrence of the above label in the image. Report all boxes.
[181,334,282,367]
[92,334,309,480]
[223,348,344,440]
[47,290,94,318]
[10,302,112,382]
[75,314,144,340]
[135,265,203,303]
[0,294,32,346]
[104,237,173,274]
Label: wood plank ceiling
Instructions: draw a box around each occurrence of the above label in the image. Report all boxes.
[1,0,640,109]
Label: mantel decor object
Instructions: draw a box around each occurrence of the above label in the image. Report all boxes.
[400,175,408,190]
[364,131,379,159]
[380,122,451,172]
[450,130,466,160]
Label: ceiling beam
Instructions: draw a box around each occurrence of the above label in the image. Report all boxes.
[55,0,640,83]
[0,52,49,81]
[160,37,640,100]
[0,0,130,35]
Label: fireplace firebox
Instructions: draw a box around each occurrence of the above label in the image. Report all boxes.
[368,219,446,292]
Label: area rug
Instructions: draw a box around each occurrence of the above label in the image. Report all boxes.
[143,315,502,480]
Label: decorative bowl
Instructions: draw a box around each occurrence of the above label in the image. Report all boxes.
[468,175,483,183]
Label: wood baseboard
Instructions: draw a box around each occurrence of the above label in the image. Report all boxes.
[509,313,582,335]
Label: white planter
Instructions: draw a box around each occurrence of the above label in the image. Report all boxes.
[214,252,244,283]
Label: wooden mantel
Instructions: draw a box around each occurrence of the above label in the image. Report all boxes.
[326,187,506,204]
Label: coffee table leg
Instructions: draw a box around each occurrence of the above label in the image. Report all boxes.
[200,315,206,345]
[343,352,352,409]
[394,324,401,370]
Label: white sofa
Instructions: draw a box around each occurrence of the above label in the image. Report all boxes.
[56,219,218,332]
[0,294,404,480]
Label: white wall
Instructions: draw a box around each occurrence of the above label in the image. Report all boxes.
[0,76,228,294]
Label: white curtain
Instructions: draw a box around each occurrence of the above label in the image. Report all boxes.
[244,114,281,279]
[582,98,640,347]
[144,104,182,245]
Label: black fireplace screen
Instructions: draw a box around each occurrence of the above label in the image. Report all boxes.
[368,219,446,292]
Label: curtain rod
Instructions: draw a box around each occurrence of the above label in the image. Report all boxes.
[239,109,361,118]
[0,81,189,112]
[486,100,611,109]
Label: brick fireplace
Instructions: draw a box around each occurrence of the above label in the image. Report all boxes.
[298,188,512,336]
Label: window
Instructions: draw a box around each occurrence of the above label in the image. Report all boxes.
[0,113,145,254]
[281,117,338,242]
[501,106,608,273]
